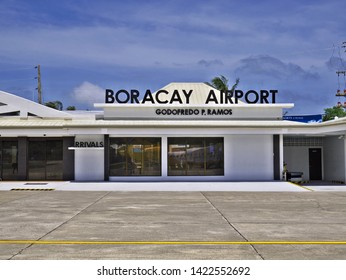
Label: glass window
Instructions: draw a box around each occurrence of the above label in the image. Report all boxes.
[205,138,224,176]
[0,141,18,180]
[28,141,46,180]
[168,137,224,176]
[46,140,63,180]
[28,140,63,180]
[109,138,161,176]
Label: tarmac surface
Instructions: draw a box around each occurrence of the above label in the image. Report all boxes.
[0,181,346,260]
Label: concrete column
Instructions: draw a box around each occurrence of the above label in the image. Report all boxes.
[104,134,109,181]
[273,134,281,180]
[280,134,284,180]
[17,137,27,180]
[63,137,75,180]
[161,136,167,178]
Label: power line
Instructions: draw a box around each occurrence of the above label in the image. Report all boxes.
[0,65,41,103]
[0,67,36,73]
[0,65,37,84]
[0,78,35,83]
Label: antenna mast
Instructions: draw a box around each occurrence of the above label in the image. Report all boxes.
[35,65,42,104]
[335,42,346,107]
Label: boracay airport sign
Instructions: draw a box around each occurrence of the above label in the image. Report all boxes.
[105,88,278,104]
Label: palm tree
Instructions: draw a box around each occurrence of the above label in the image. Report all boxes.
[45,100,63,111]
[207,75,240,93]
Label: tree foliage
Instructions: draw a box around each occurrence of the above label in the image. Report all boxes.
[207,75,240,93]
[44,101,76,111]
[45,100,63,111]
[323,106,346,121]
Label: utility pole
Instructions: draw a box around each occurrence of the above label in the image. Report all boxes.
[35,65,42,104]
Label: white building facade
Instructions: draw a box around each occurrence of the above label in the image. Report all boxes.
[1,83,346,183]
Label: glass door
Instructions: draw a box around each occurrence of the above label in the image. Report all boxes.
[0,141,18,180]
[28,140,63,180]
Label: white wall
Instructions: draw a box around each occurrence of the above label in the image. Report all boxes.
[109,134,275,182]
[225,135,274,181]
[283,147,310,180]
[74,149,104,181]
[73,135,105,181]
[323,136,345,182]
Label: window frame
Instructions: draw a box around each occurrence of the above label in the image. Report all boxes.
[167,137,224,176]
[109,137,162,177]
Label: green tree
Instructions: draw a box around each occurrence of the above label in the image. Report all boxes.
[45,101,63,111]
[323,106,346,121]
[66,106,76,110]
[207,75,240,93]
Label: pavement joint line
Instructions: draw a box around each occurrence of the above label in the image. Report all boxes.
[201,192,264,260]
[7,191,111,260]
[33,191,112,241]
[1,240,346,245]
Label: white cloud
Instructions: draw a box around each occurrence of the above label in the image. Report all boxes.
[71,81,104,107]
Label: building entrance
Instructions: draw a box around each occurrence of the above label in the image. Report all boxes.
[0,140,18,180]
[28,140,63,180]
[309,148,322,180]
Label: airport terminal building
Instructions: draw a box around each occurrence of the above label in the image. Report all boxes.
[1,82,346,183]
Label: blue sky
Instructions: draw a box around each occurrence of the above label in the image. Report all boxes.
[0,0,345,113]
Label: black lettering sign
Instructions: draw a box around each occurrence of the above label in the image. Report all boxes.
[74,141,104,148]
[223,90,234,104]
[245,90,259,104]
[260,90,270,103]
[155,90,169,104]
[169,90,183,104]
[182,90,193,104]
[141,89,155,104]
[105,88,278,104]
[130,90,140,103]
[105,89,115,103]
[207,109,232,115]
[115,90,130,103]
[155,108,232,116]
[205,90,218,104]
[270,90,277,103]
[234,90,243,103]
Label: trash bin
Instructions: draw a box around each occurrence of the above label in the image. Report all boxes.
[286,171,303,182]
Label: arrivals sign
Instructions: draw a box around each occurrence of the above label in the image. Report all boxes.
[105,89,278,104]
[73,136,104,148]
[74,141,104,148]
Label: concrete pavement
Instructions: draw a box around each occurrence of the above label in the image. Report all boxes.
[1,180,345,192]
[0,190,346,259]
[0,181,312,191]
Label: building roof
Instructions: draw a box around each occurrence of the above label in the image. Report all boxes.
[0,90,72,119]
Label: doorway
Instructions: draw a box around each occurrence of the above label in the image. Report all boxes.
[28,140,63,180]
[309,148,322,180]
